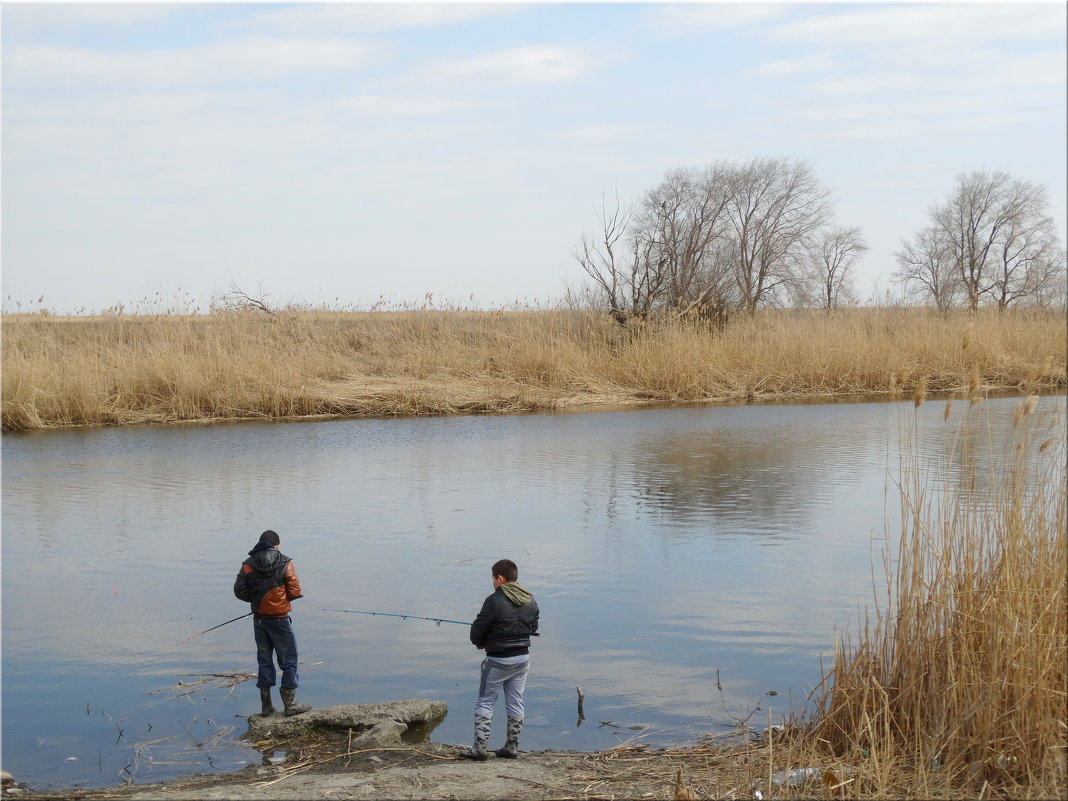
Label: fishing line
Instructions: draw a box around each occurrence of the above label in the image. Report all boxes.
[322,608,471,627]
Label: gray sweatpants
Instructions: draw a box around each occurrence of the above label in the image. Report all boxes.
[474,655,529,719]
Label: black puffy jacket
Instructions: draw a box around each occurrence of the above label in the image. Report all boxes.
[234,542,302,617]
[470,583,539,658]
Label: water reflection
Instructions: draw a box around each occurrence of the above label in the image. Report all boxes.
[2,396,1062,790]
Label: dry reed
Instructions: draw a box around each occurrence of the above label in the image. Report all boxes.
[600,398,1066,800]
[3,306,1064,432]
[802,398,1067,799]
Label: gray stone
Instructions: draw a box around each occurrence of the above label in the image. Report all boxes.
[244,699,447,748]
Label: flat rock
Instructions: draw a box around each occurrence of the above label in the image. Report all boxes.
[244,698,447,748]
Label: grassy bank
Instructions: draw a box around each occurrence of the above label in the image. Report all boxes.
[778,397,1067,799]
[2,306,1064,431]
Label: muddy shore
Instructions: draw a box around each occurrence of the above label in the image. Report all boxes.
[8,701,764,800]
[8,739,761,801]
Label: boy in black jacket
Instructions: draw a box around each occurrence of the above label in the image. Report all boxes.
[460,559,539,760]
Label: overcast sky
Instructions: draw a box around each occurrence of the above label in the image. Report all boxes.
[2,1,1065,314]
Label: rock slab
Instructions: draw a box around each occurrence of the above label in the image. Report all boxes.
[244,698,448,748]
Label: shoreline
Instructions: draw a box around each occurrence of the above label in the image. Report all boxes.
[3,385,1063,437]
[6,736,814,801]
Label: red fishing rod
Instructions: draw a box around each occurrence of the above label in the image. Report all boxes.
[177,612,254,645]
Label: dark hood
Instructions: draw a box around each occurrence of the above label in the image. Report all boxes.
[248,542,286,573]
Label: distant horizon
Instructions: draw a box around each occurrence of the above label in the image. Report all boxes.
[3,1,1065,316]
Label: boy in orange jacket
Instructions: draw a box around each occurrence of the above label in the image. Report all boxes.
[234,529,310,717]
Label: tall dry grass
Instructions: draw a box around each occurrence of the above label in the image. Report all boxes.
[796,397,1067,799]
[2,306,1065,431]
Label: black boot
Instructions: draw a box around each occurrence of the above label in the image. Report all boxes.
[259,687,276,717]
[279,687,310,716]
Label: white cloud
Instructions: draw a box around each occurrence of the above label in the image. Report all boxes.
[646,2,792,34]
[798,42,1064,99]
[812,71,913,97]
[769,3,1065,49]
[445,145,621,174]
[741,5,1066,104]
[6,37,379,85]
[973,49,1066,90]
[747,52,837,79]
[559,124,638,145]
[3,3,182,29]
[334,93,477,118]
[424,44,600,87]
[792,95,989,125]
[249,1,517,35]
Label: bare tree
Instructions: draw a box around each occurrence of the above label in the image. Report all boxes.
[988,187,1061,309]
[574,168,733,325]
[571,190,667,324]
[893,226,961,311]
[724,158,832,313]
[1018,246,1067,309]
[931,169,1050,310]
[213,281,274,313]
[634,165,732,313]
[694,237,745,323]
[574,159,838,322]
[805,225,868,310]
[932,169,1008,309]
[907,169,1065,310]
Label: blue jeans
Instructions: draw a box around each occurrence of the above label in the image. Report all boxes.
[474,655,529,720]
[253,616,300,689]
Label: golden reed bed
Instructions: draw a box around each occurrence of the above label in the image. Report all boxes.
[2,306,1064,432]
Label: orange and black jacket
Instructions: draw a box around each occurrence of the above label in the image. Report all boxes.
[234,542,303,618]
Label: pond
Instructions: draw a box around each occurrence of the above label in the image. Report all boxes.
[2,394,1061,791]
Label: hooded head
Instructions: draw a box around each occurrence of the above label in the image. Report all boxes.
[248,529,282,560]
[260,530,280,547]
[491,559,518,582]
[492,559,531,605]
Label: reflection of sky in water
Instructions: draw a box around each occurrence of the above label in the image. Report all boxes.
[2,395,1062,789]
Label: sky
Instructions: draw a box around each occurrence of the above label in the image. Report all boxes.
[1,0,1065,315]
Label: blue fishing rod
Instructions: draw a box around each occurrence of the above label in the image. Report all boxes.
[323,608,471,627]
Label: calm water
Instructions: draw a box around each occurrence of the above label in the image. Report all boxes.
[2,395,1062,791]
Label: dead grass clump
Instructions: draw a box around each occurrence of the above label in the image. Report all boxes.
[604,399,1065,800]
[803,399,1067,799]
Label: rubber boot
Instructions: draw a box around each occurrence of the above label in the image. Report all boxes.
[259,687,276,717]
[459,712,491,761]
[279,687,310,716]
[494,716,523,759]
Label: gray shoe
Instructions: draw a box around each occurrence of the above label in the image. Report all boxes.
[279,687,310,716]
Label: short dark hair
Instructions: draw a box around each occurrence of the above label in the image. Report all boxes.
[492,559,518,582]
[259,530,280,547]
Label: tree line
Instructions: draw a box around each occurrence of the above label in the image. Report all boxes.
[572,159,1065,324]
